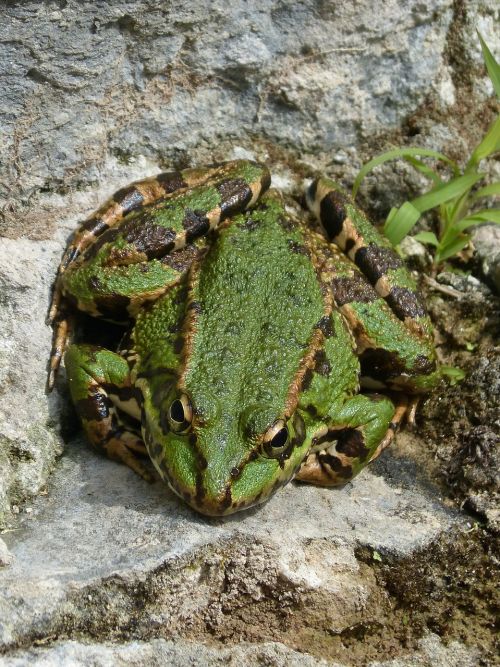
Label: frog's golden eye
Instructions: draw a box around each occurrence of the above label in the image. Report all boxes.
[168,394,193,433]
[262,419,290,457]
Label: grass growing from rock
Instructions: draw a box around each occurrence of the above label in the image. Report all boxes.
[353,33,500,267]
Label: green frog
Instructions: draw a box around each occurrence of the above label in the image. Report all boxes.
[48,160,439,516]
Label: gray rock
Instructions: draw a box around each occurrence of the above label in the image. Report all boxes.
[1,639,335,667]
[0,436,459,653]
[471,224,500,294]
[0,0,457,238]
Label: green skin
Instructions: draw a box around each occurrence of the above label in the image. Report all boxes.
[61,161,439,516]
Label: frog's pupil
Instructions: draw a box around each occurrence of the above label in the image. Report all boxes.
[170,399,185,423]
[270,427,288,449]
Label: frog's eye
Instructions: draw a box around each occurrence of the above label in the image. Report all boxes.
[168,394,193,433]
[262,419,290,457]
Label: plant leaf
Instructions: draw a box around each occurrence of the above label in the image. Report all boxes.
[477,31,500,98]
[471,182,500,200]
[353,148,459,197]
[413,231,439,246]
[411,173,483,213]
[405,156,443,185]
[383,201,421,245]
[440,365,466,385]
[436,234,471,262]
[467,115,500,169]
[454,208,500,231]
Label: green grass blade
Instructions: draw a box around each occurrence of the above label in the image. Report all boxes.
[454,208,500,231]
[466,115,500,169]
[477,31,500,98]
[410,173,483,213]
[471,181,500,200]
[353,148,459,197]
[405,156,443,185]
[436,234,471,262]
[383,201,421,245]
[413,231,439,246]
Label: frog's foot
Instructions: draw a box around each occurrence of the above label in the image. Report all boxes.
[104,431,153,482]
[47,308,72,392]
[368,395,408,462]
[65,344,153,480]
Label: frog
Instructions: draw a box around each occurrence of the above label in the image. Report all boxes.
[48,159,439,516]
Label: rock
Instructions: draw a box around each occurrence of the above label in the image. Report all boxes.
[0,0,456,238]
[0,436,460,658]
[0,633,482,667]
[471,224,500,294]
[0,539,13,568]
[398,236,431,271]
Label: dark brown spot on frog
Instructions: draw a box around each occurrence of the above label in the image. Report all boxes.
[278,215,297,233]
[76,392,110,422]
[88,275,103,290]
[320,190,348,240]
[288,239,309,256]
[345,238,356,253]
[230,466,240,479]
[240,216,260,232]
[332,274,378,306]
[187,300,202,314]
[413,354,437,375]
[123,220,177,258]
[301,367,314,391]
[217,178,253,218]
[106,384,143,408]
[319,453,353,479]
[305,404,318,417]
[314,349,331,376]
[219,486,233,511]
[114,186,145,215]
[173,336,184,354]
[335,428,369,460]
[354,244,403,284]
[156,171,188,194]
[316,315,334,338]
[292,412,306,446]
[173,285,189,305]
[386,287,426,320]
[182,209,210,243]
[161,244,202,272]
[195,472,205,505]
[80,216,109,236]
[83,227,121,261]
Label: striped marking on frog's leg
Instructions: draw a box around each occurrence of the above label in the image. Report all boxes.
[295,393,396,487]
[306,178,433,343]
[48,170,191,323]
[65,343,151,480]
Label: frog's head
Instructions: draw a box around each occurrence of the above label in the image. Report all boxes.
[142,385,311,516]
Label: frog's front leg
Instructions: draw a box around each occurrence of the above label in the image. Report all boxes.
[296,393,399,486]
[65,344,152,480]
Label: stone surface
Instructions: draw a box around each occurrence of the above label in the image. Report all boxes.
[0,634,482,667]
[471,224,500,294]
[0,436,459,655]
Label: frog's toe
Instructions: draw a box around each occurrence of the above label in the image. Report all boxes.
[104,433,154,482]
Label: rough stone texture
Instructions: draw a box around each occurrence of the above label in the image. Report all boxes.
[0,634,482,667]
[0,436,465,665]
[471,224,500,294]
[1,0,499,664]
